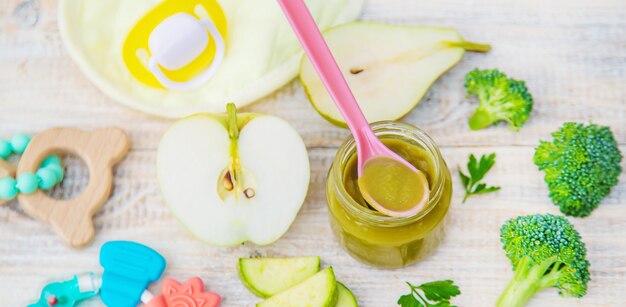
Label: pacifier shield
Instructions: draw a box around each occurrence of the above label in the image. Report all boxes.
[123,0,227,88]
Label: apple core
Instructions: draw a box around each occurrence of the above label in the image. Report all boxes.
[216,103,253,202]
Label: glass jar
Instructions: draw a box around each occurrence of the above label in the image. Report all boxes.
[326,121,452,268]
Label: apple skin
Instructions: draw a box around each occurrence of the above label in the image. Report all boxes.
[157,109,310,246]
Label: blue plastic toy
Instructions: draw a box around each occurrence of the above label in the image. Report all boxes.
[28,241,166,307]
[27,273,99,307]
[99,241,166,307]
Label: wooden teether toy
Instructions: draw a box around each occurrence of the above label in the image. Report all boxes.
[0,128,130,248]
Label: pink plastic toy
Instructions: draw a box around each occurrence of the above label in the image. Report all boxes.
[146,278,221,307]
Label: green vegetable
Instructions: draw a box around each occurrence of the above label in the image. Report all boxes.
[464,68,533,131]
[497,214,590,307]
[238,257,321,298]
[459,153,501,203]
[397,280,460,307]
[257,267,338,307]
[238,256,358,306]
[534,122,623,217]
[335,282,358,307]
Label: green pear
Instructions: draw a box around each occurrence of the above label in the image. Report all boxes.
[300,22,490,127]
[157,103,310,246]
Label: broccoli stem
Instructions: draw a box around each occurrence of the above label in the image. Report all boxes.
[469,107,497,130]
[497,256,559,307]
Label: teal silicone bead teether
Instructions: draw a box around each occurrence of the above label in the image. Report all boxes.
[16,173,39,194]
[45,164,65,182]
[0,177,18,199]
[0,133,65,200]
[42,156,62,167]
[0,140,11,159]
[37,167,59,191]
[10,133,31,154]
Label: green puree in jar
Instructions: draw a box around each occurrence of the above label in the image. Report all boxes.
[346,140,435,210]
[358,155,430,215]
[327,136,452,268]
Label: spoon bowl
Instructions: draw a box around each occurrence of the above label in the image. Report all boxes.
[358,155,430,217]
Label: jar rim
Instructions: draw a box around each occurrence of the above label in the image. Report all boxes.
[330,121,446,226]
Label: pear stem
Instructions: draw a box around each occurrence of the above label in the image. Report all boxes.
[450,41,491,53]
[226,103,243,201]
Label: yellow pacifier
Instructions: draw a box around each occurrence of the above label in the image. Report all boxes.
[122,0,227,91]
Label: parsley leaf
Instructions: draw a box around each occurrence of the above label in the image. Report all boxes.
[416,280,461,302]
[397,293,424,307]
[398,280,461,307]
[459,153,501,203]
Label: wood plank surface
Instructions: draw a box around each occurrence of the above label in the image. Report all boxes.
[1,0,625,306]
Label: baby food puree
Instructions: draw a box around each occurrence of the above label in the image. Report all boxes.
[327,122,452,268]
[358,155,429,215]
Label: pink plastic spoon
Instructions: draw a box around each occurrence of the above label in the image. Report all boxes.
[277,0,429,217]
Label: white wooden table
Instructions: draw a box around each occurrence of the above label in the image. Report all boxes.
[1,0,625,306]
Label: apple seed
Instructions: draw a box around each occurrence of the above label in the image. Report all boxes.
[223,171,234,191]
[349,67,365,75]
[244,188,256,199]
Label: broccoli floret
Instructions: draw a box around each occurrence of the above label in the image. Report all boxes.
[464,68,533,131]
[534,122,622,217]
[497,214,590,307]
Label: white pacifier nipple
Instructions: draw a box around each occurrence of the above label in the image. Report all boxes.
[147,12,225,91]
[149,13,209,71]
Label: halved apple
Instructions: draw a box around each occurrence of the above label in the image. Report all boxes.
[157,104,310,246]
[300,22,490,127]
